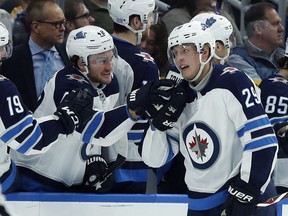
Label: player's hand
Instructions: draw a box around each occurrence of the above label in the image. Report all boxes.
[126,79,177,119]
[82,155,113,193]
[152,85,186,131]
[224,179,260,216]
[54,88,94,134]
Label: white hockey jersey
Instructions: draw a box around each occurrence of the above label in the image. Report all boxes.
[141,64,278,209]
[9,66,135,191]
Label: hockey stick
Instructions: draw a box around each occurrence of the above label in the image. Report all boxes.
[221,192,288,215]
[257,192,288,208]
[94,154,126,190]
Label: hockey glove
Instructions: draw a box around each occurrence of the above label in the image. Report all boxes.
[273,121,288,155]
[152,85,186,131]
[83,155,113,193]
[126,79,176,118]
[224,179,261,216]
[54,88,94,134]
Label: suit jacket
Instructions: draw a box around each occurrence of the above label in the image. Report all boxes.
[2,41,71,111]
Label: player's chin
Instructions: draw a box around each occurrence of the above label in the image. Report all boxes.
[101,76,112,85]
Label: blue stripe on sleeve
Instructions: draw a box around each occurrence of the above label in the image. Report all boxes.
[237,116,271,137]
[244,135,278,151]
[82,112,104,143]
[1,116,33,143]
[127,131,144,141]
[17,124,42,154]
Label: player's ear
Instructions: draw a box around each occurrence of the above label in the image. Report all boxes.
[77,58,86,72]
[130,16,141,30]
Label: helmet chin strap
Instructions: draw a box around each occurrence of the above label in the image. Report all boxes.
[214,47,230,64]
[125,23,146,45]
[187,52,214,83]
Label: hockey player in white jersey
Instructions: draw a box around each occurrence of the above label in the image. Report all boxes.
[0,21,96,193]
[141,21,278,216]
[9,25,173,193]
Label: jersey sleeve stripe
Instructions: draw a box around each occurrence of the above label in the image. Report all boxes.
[82,112,105,144]
[127,130,145,142]
[244,135,278,151]
[237,116,271,137]
[17,124,42,154]
[1,115,33,143]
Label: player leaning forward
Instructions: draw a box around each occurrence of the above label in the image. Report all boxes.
[8,25,165,192]
[141,21,278,216]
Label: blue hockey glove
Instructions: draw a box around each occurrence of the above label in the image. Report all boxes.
[54,88,94,134]
[83,155,113,193]
[273,121,288,155]
[152,85,186,131]
[127,79,177,118]
[224,179,261,216]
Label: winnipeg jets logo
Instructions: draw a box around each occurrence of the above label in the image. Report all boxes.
[268,77,288,84]
[135,52,155,63]
[183,122,220,169]
[189,129,208,161]
[221,67,238,75]
[66,74,89,84]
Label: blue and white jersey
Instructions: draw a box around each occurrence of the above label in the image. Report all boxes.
[0,75,75,193]
[259,73,288,125]
[113,37,159,90]
[259,73,288,189]
[107,37,160,192]
[141,64,278,209]
[0,75,69,155]
[9,66,135,190]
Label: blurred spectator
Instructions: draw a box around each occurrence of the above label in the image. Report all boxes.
[64,0,95,37]
[0,0,19,14]
[140,19,170,78]
[12,0,32,46]
[227,2,284,85]
[2,0,71,111]
[84,0,114,33]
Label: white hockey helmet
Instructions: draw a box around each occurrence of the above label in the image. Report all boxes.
[108,0,157,33]
[168,21,215,82]
[0,22,12,60]
[66,25,116,66]
[192,13,233,49]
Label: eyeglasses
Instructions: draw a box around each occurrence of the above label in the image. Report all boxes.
[72,13,91,21]
[36,19,66,29]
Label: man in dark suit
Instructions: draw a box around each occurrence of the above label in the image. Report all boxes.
[2,0,71,111]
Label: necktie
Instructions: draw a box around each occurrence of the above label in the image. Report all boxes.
[41,50,53,93]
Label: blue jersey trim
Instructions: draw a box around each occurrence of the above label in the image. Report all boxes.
[1,116,33,143]
[17,125,42,154]
[244,135,277,151]
[2,162,17,193]
[188,190,228,210]
[237,116,270,137]
[82,112,104,143]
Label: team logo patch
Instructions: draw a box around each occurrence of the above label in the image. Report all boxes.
[66,74,89,84]
[201,17,216,30]
[268,76,288,84]
[135,52,155,63]
[221,67,238,75]
[183,122,220,169]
